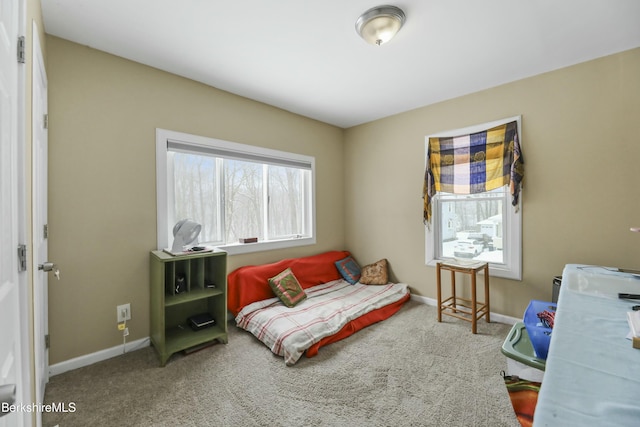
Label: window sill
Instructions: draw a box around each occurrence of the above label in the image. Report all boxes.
[217,236,316,256]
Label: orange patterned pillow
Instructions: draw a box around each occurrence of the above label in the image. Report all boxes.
[359,259,388,285]
[268,268,307,307]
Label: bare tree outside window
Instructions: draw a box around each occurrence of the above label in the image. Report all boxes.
[173,152,221,243]
[268,166,303,239]
[171,153,309,245]
[157,129,315,254]
[224,159,263,243]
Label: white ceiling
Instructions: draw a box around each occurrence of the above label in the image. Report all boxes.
[41,0,640,128]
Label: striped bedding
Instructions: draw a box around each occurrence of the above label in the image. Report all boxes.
[235,279,410,365]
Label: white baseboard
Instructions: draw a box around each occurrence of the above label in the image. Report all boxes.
[49,337,150,377]
[50,297,519,377]
[410,294,520,325]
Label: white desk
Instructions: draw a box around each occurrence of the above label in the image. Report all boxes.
[534,264,640,426]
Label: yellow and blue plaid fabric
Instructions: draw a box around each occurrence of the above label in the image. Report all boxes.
[423,121,523,224]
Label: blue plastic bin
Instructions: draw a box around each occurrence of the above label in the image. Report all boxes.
[523,300,557,360]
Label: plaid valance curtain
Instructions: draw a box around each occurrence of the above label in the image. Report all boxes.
[423,121,524,224]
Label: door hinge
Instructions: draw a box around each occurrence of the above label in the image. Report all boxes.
[17,36,25,64]
[43,114,48,130]
[43,224,49,239]
[17,244,27,272]
[44,334,50,350]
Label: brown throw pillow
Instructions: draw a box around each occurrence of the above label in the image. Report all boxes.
[359,259,388,285]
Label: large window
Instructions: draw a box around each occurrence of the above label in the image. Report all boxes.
[425,117,522,280]
[156,129,315,255]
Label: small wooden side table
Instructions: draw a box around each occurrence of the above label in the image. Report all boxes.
[436,261,490,334]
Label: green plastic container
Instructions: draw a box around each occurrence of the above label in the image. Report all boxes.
[501,321,546,372]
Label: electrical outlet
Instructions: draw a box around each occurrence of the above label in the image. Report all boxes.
[117,303,131,323]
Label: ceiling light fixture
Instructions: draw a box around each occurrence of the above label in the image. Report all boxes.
[355,5,406,46]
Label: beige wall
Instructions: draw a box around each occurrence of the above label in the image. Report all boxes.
[46,36,345,364]
[47,32,640,363]
[344,47,640,318]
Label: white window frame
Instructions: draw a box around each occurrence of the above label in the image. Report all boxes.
[156,129,316,255]
[425,116,522,280]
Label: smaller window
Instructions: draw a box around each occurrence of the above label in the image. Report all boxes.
[424,117,522,280]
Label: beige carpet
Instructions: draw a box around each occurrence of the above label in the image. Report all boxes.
[43,300,519,427]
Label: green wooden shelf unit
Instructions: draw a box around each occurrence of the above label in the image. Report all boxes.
[150,249,228,366]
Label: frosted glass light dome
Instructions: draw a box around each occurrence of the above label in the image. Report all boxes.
[356,5,406,46]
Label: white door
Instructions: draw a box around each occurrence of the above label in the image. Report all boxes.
[32,23,50,417]
[0,0,26,426]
